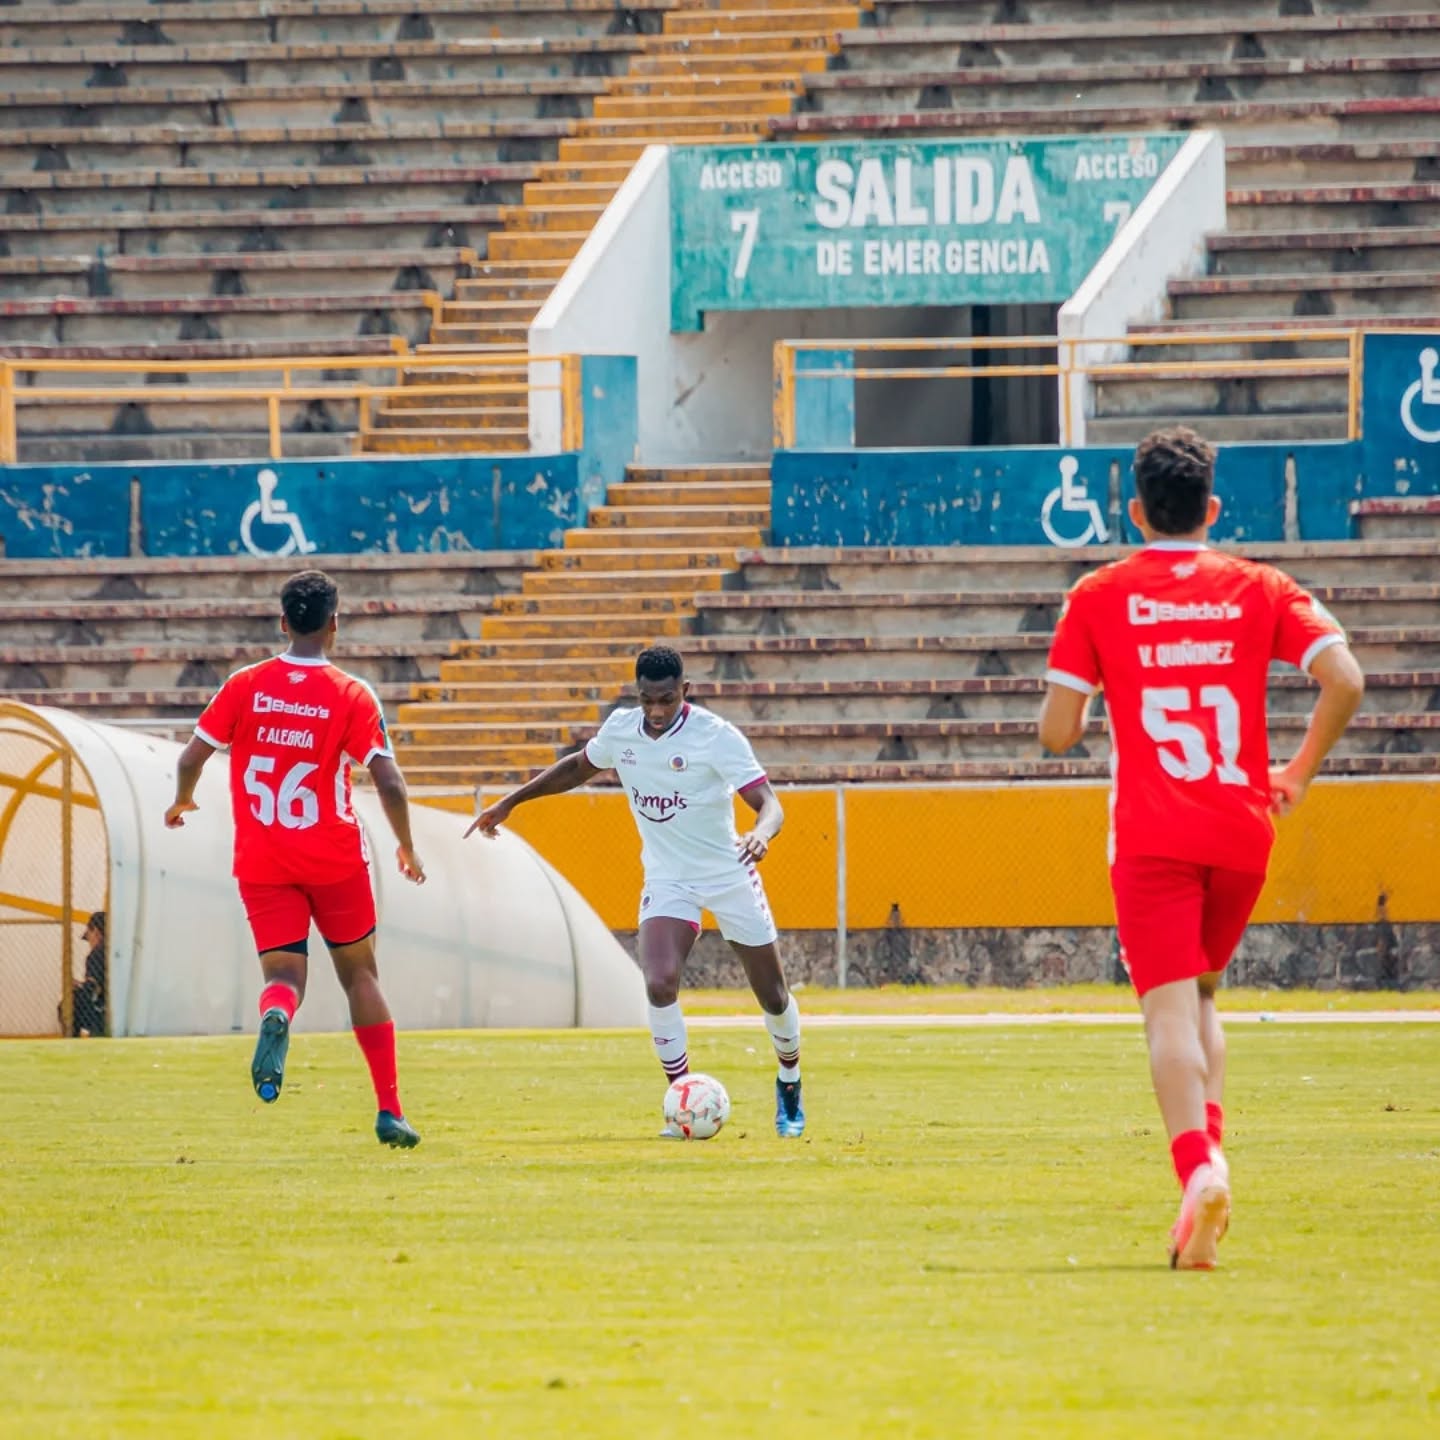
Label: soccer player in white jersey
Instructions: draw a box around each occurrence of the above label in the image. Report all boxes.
[467,645,805,1138]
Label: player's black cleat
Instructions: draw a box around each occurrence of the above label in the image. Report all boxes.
[251,1007,291,1103]
[376,1110,421,1149]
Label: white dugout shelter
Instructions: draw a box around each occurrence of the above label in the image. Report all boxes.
[0,702,643,1037]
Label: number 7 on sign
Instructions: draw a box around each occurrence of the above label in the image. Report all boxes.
[730,209,760,281]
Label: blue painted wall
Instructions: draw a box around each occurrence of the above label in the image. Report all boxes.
[774,441,1366,547]
[0,354,640,558]
[0,466,131,558]
[1362,333,1440,498]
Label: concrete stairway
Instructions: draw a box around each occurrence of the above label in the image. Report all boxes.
[388,460,771,783]
[392,462,772,784]
[366,1,866,455]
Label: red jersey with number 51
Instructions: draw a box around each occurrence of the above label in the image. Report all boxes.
[194,654,392,885]
[1046,543,1344,874]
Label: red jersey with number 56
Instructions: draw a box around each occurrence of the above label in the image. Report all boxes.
[1046,543,1344,874]
[194,654,392,886]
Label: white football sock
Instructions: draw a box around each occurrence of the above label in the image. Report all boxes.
[647,1002,690,1082]
[764,996,801,1082]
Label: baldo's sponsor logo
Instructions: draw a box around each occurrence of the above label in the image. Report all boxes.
[255,694,331,719]
[1128,596,1242,626]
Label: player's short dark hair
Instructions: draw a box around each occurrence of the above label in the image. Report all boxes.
[1133,426,1216,536]
[280,569,339,635]
[635,645,684,684]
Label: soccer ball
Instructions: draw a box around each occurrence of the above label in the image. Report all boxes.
[663,1073,731,1140]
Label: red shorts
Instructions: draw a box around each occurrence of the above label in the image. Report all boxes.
[1110,856,1267,997]
[237,869,376,954]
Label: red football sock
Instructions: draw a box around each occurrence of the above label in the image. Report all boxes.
[354,1020,402,1116]
[1170,1129,1213,1190]
[258,982,298,1022]
[1205,1101,1224,1148]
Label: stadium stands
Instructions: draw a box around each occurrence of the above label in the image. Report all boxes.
[780,0,1440,442]
[0,551,534,726]
[0,0,858,459]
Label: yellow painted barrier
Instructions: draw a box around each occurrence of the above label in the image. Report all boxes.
[422,779,1440,930]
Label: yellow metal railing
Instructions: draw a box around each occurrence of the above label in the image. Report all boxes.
[0,351,586,464]
[773,328,1367,449]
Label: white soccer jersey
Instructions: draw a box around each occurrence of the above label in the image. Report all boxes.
[584,703,768,885]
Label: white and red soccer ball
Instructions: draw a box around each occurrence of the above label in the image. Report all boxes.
[663,1073,731,1140]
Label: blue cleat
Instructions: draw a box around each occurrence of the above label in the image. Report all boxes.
[251,1007,290,1103]
[376,1110,421,1149]
[775,1077,805,1138]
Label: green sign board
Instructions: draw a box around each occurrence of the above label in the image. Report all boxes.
[669,134,1188,330]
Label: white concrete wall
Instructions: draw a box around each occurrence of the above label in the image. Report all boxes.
[1058,131,1227,446]
[16,706,644,1036]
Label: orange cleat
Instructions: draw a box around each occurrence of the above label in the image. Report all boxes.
[1169,1160,1231,1271]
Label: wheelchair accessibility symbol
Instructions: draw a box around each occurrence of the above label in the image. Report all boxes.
[240,468,317,559]
[1400,346,1440,444]
[1041,455,1110,548]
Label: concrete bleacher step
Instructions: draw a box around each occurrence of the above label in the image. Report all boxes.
[1225,138,1440,186]
[612,480,773,507]
[0,248,481,304]
[0,551,533,603]
[494,593,697,617]
[591,92,796,120]
[589,504,770,529]
[776,96,1440,147]
[1208,226,1440,277]
[521,182,622,207]
[1352,498,1440,540]
[0,595,500,645]
[627,52,832,76]
[363,427,529,453]
[563,526,765,550]
[691,585,1440,636]
[607,74,806,96]
[663,8,862,36]
[0,119,574,173]
[557,132,765,162]
[497,205,608,234]
[521,568,730,597]
[485,230,591,262]
[572,115,774,140]
[1168,271,1440,321]
[369,407,531,431]
[1228,182,1440,231]
[437,657,637,686]
[537,547,739,572]
[480,614,690,640]
[734,540,1440,589]
[0,4,675,49]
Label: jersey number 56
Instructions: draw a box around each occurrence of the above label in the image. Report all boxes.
[244,756,321,830]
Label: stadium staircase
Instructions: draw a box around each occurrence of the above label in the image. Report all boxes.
[390,463,772,784]
[366,0,869,455]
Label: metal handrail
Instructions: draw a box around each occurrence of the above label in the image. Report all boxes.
[0,351,584,462]
[773,328,1368,448]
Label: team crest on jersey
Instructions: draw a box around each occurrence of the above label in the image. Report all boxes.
[619,747,638,767]
[287,671,307,684]
[669,754,688,772]
[1171,561,1199,579]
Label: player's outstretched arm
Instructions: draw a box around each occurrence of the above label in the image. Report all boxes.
[465,748,602,839]
[1270,643,1365,815]
[1038,683,1092,755]
[737,779,784,863]
[369,754,426,884]
[164,735,217,827]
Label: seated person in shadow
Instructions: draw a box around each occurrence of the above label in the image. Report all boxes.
[71,911,107,1038]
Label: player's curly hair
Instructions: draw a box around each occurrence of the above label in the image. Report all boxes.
[635,645,684,683]
[1133,426,1216,536]
[280,569,339,636]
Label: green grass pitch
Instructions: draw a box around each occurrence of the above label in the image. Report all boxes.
[1,1020,1436,1439]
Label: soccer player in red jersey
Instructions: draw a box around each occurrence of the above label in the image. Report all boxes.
[1039,427,1365,1268]
[164,570,427,1148]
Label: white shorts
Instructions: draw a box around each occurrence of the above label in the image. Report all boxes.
[639,868,779,948]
